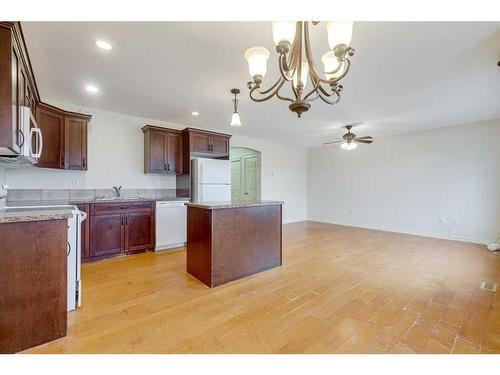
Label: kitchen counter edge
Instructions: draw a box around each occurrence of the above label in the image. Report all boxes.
[185,201,284,210]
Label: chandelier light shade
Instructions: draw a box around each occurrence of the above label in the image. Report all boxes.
[230,88,242,127]
[244,21,355,117]
[272,22,297,45]
[326,21,353,50]
[244,47,270,78]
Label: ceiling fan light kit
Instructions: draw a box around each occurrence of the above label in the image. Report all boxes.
[244,21,355,118]
[323,125,374,151]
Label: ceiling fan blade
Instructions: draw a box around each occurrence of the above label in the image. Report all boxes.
[355,139,373,144]
[323,140,342,145]
[354,136,373,140]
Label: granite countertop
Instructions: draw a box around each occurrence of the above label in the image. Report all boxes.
[185,200,284,210]
[0,206,74,224]
[1,197,190,223]
[6,197,191,207]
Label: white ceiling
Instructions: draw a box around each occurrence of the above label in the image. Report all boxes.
[22,22,500,147]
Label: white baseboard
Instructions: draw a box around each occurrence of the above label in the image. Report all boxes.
[307,217,487,246]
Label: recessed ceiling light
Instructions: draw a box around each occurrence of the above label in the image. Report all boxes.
[191,111,199,116]
[95,40,112,50]
[85,85,99,94]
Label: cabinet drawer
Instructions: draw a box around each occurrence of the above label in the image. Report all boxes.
[90,201,153,216]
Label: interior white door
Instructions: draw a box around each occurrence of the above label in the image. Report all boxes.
[231,159,242,200]
[243,155,260,201]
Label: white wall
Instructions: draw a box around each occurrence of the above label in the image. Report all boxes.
[308,120,500,244]
[5,100,179,189]
[231,135,308,224]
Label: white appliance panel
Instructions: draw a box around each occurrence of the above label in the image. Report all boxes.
[197,184,231,202]
[195,158,231,184]
[66,215,77,311]
[155,201,189,251]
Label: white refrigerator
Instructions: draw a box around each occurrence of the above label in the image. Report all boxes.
[191,158,231,202]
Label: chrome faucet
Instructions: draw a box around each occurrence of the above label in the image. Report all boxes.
[112,186,122,197]
[0,184,8,200]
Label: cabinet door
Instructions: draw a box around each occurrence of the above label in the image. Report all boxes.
[210,135,229,156]
[167,132,182,174]
[190,132,211,154]
[124,212,153,253]
[148,131,167,174]
[89,214,124,258]
[36,106,64,169]
[64,116,87,170]
[10,36,22,154]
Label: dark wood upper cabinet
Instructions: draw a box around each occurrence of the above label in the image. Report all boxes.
[0,22,90,170]
[190,131,211,154]
[0,22,40,156]
[36,102,91,170]
[142,125,183,175]
[146,130,166,174]
[211,134,230,156]
[183,128,231,158]
[36,104,64,169]
[167,132,183,174]
[64,116,87,170]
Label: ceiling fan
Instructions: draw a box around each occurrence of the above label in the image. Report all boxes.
[323,125,374,150]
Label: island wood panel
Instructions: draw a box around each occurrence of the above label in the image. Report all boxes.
[0,219,67,353]
[211,205,282,286]
[186,204,282,287]
[186,206,212,287]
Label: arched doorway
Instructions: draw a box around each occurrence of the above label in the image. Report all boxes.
[230,147,261,201]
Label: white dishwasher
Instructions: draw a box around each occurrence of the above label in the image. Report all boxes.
[155,200,189,251]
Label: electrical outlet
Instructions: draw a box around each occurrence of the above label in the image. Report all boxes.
[72,179,79,187]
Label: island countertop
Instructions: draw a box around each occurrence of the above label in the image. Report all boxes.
[185,200,283,210]
[0,206,74,224]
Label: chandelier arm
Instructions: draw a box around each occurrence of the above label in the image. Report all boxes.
[276,90,294,103]
[302,79,322,101]
[317,88,341,105]
[253,75,283,95]
[313,58,352,86]
[249,78,286,103]
[303,22,343,84]
[278,53,293,82]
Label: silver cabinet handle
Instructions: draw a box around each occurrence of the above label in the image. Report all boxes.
[67,241,71,256]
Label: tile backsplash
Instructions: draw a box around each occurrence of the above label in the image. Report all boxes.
[7,188,182,202]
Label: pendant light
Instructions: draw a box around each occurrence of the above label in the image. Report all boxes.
[230,88,242,127]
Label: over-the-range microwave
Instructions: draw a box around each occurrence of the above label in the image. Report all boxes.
[0,106,43,165]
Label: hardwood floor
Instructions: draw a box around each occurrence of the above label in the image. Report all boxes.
[24,221,500,354]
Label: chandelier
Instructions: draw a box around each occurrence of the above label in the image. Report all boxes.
[244,21,355,118]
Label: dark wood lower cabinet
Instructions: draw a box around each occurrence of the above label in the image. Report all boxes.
[0,219,67,353]
[84,201,154,263]
[125,211,155,253]
[89,214,124,259]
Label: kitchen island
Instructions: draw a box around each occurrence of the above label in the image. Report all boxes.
[185,200,283,287]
